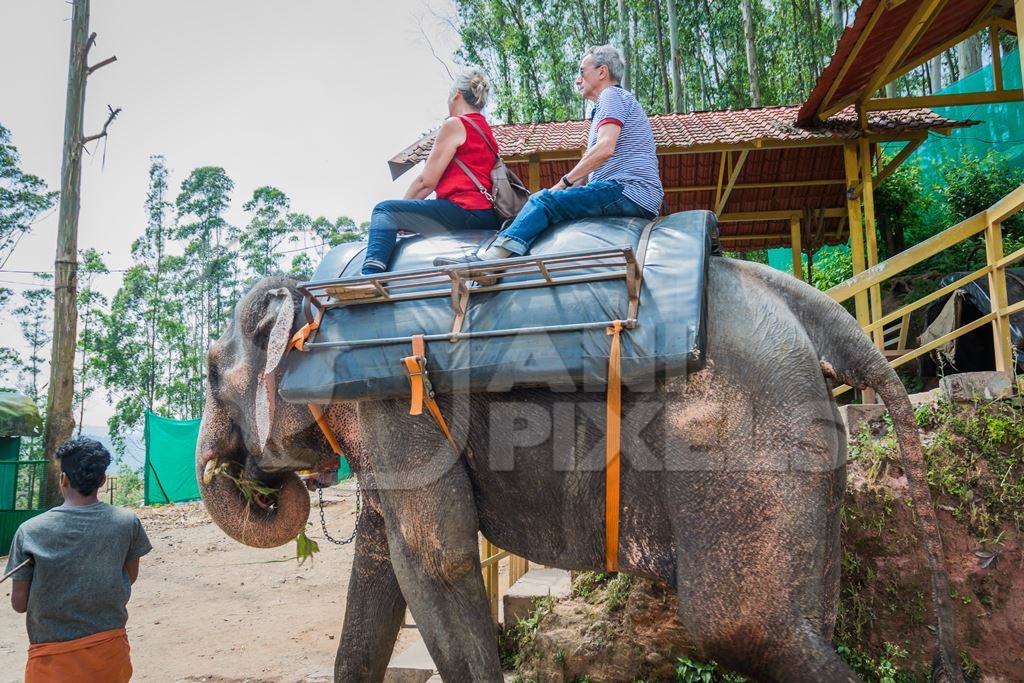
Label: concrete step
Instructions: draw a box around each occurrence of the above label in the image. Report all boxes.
[384,634,436,683]
[502,568,572,624]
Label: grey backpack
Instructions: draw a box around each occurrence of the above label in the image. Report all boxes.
[453,116,531,221]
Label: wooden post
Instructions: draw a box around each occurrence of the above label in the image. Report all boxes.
[859,138,884,351]
[842,144,871,330]
[42,0,117,507]
[985,219,1015,373]
[990,24,1004,91]
[789,217,803,280]
[843,143,875,403]
[43,0,91,506]
[508,555,529,586]
[480,537,500,621]
[1017,0,1024,55]
[528,155,541,193]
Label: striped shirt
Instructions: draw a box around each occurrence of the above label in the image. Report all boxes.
[587,86,664,215]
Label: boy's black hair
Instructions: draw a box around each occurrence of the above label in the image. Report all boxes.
[56,437,110,496]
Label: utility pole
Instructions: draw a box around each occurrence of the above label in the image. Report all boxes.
[43,0,119,506]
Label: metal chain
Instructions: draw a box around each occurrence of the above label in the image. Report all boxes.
[317,479,361,546]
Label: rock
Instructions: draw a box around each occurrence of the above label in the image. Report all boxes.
[503,568,572,624]
[908,388,942,406]
[939,371,1015,403]
[838,403,887,440]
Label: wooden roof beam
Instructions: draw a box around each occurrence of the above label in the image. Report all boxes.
[864,89,1024,110]
[715,150,749,216]
[719,208,847,222]
[858,0,949,107]
[874,135,926,186]
[821,0,951,119]
[665,178,846,193]
[819,0,889,114]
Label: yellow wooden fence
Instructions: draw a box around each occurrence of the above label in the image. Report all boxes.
[480,539,529,621]
[827,183,1024,396]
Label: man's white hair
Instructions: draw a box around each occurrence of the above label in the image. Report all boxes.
[584,44,626,83]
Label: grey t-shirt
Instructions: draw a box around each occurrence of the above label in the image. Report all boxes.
[4,501,153,643]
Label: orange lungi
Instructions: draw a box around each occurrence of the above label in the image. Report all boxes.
[26,627,132,683]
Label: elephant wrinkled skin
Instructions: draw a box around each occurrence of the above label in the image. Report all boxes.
[196,259,963,683]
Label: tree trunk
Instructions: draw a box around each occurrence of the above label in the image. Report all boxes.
[885,81,897,98]
[652,0,671,112]
[830,0,843,41]
[617,0,631,90]
[44,0,90,507]
[927,55,942,93]
[957,33,983,77]
[741,0,762,107]
[665,0,683,111]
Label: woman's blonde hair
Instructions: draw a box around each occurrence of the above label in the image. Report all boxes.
[451,66,490,110]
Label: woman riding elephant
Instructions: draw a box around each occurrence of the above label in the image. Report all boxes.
[359,66,502,275]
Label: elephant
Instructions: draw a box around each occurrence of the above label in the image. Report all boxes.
[196,256,963,683]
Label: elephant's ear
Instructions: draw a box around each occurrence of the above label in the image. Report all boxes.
[256,287,295,452]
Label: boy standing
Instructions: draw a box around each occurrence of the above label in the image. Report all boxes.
[5,437,152,682]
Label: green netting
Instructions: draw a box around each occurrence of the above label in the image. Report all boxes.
[767,50,1024,277]
[887,48,1024,186]
[0,390,42,438]
[144,410,201,505]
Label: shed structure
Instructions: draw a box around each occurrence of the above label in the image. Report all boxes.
[795,0,1024,346]
[389,106,968,279]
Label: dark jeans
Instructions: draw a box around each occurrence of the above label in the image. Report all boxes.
[493,181,657,255]
[363,199,501,273]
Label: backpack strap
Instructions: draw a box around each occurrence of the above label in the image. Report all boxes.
[458,115,499,160]
[453,158,494,204]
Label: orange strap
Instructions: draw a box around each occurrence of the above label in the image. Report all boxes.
[288,309,324,352]
[402,335,459,452]
[605,320,624,572]
[307,403,344,456]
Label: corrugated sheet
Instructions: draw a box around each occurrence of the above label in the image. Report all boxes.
[798,0,1009,124]
[391,105,968,167]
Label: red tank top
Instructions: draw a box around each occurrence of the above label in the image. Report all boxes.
[434,114,499,211]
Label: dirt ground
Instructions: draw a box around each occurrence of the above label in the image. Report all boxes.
[0,482,420,682]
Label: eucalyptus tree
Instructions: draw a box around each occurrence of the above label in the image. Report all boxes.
[0,123,59,268]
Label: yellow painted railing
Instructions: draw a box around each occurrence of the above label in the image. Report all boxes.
[480,538,529,621]
[827,183,1024,397]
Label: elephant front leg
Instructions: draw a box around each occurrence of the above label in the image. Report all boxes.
[377,467,503,682]
[334,498,407,682]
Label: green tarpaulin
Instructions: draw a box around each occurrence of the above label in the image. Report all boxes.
[0,437,20,510]
[144,410,201,505]
[142,410,352,506]
[0,390,42,438]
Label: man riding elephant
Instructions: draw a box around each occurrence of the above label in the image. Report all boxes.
[437,44,663,267]
[195,254,964,683]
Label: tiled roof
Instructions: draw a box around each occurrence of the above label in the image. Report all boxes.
[798,0,1012,124]
[389,105,969,173]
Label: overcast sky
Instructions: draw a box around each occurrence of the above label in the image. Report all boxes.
[1,0,463,426]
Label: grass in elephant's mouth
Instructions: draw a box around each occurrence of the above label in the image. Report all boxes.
[210,462,280,510]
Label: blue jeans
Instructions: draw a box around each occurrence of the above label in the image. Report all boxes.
[493,181,657,255]
[362,199,501,273]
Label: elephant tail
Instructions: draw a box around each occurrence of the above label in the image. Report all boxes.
[732,260,965,683]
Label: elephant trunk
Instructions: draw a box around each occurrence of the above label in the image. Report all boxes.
[196,391,310,549]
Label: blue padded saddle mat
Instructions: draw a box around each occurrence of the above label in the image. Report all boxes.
[279,210,716,403]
